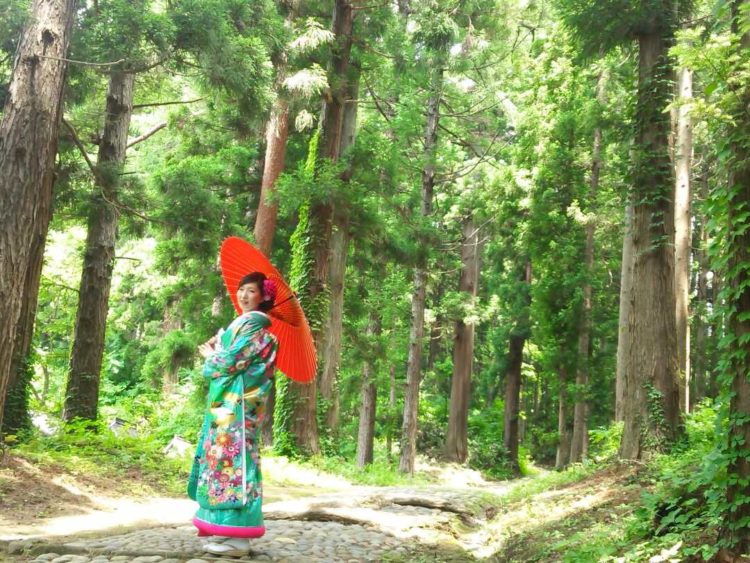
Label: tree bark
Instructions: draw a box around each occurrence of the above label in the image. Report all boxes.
[503,263,531,473]
[692,165,710,405]
[320,69,360,434]
[399,64,443,474]
[3,210,50,435]
[504,334,525,473]
[615,205,634,422]
[555,365,571,470]
[570,71,606,463]
[160,303,183,395]
[0,0,77,434]
[386,363,396,461]
[427,324,442,374]
[720,1,750,551]
[356,314,380,467]
[400,267,428,474]
[619,28,681,459]
[674,65,693,413]
[444,218,481,463]
[64,72,135,422]
[254,99,289,256]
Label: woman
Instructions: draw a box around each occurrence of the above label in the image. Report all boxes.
[188,271,278,557]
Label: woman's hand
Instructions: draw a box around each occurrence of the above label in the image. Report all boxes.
[198,337,217,359]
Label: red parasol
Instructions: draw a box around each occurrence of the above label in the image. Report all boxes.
[220,237,317,383]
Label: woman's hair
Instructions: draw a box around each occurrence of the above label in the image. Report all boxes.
[237,271,275,313]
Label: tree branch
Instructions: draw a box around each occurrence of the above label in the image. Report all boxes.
[123,53,173,74]
[354,38,397,60]
[132,97,204,110]
[37,55,125,68]
[41,275,80,294]
[441,95,501,119]
[352,2,391,11]
[437,126,507,182]
[364,77,393,123]
[115,256,143,262]
[61,118,98,178]
[127,122,167,148]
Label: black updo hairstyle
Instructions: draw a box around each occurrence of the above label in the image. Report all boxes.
[237,271,275,313]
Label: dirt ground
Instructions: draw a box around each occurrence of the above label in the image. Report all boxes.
[0,456,119,524]
[0,454,325,540]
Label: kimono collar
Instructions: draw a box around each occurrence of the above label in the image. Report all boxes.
[241,310,272,328]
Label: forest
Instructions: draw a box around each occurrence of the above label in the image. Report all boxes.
[1,0,750,561]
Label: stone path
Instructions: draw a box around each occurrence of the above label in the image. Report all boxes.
[4,488,501,562]
[21,521,410,562]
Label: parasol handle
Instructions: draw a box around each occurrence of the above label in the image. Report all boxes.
[270,293,298,310]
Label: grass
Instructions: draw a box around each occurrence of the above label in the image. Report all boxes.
[498,460,600,505]
[13,423,191,497]
[296,454,436,486]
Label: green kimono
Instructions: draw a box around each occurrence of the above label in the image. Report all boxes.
[189,310,278,538]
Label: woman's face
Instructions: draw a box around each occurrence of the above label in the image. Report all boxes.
[237,282,263,313]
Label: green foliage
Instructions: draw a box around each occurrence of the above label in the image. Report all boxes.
[618,402,722,560]
[297,454,433,487]
[74,0,176,66]
[1,352,34,436]
[588,421,623,462]
[272,375,298,458]
[170,0,277,117]
[554,0,686,58]
[140,330,195,387]
[272,132,321,459]
[148,373,207,444]
[467,398,514,478]
[0,0,28,85]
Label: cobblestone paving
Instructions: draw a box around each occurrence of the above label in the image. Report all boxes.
[17,520,412,562]
[6,488,499,562]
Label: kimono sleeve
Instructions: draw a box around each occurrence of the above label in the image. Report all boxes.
[202,318,263,379]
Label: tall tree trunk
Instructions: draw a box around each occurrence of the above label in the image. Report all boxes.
[320,69,360,434]
[399,64,443,474]
[64,72,135,422]
[504,335,525,473]
[674,65,693,413]
[720,1,750,551]
[503,263,531,473]
[570,71,606,463]
[619,27,681,459]
[444,218,481,463]
[356,314,380,467]
[285,0,354,456]
[400,267,428,474]
[615,205,634,421]
[257,97,287,444]
[160,302,183,395]
[386,362,396,461]
[254,102,289,256]
[252,3,295,256]
[427,324,442,373]
[555,365,571,470]
[692,164,710,405]
[3,213,51,434]
[0,0,76,434]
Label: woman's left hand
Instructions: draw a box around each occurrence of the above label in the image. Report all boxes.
[198,341,215,359]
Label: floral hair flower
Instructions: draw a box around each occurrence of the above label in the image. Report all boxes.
[262,278,277,302]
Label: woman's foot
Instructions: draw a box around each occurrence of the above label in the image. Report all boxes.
[202,537,250,557]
